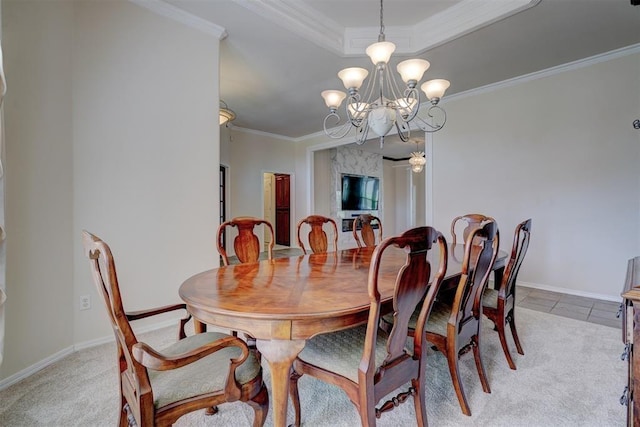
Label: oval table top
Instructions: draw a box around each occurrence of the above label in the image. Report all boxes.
[179,244,506,341]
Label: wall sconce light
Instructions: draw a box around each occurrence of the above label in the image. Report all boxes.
[219,100,236,126]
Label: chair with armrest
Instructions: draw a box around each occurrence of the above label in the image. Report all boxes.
[352,214,383,248]
[482,218,532,370]
[296,215,338,254]
[82,230,268,427]
[421,221,499,416]
[217,217,275,266]
[289,226,448,426]
[450,213,495,246]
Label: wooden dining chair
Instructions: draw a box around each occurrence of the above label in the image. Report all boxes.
[296,215,338,254]
[422,221,499,416]
[450,213,495,246]
[352,213,383,248]
[82,231,269,427]
[217,217,275,266]
[482,218,532,370]
[289,226,448,427]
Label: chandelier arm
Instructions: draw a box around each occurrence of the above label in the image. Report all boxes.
[412,105,447,133]
[399,87,420,123]
[323,113,355,139]
[355,121,370,145]
[358,65,379,108]
[383,65,420,127]
[384,62,406,103]
[395,121,410,142]
[345,93,368,128]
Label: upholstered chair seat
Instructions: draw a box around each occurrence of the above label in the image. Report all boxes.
[420,302,451,336]
[295,325,389,383]
[147,331,262,409]
[481,288,500,309]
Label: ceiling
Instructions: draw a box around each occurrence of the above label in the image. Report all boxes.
[162,0,640,158]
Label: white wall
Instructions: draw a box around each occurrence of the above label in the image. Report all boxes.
[227,128,297,250]
[430,51,640,300]
[1,0,220,380]
[313,149,331,216]
[2,0,75,379]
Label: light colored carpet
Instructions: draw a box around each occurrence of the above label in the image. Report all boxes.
[0,308,626,426]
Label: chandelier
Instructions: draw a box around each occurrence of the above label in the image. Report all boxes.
[409,142,426,173]
[321,0,450,148]
[219,100,236,126]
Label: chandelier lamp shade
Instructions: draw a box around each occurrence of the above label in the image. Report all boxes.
[321,0,450,148]
[219,100,236,126]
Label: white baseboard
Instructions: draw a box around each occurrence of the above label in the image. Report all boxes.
[0,317,182,392]
[517,281,622,302]
[0,345,74,391]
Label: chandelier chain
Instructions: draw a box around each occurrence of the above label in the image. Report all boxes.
[378,0,385,41]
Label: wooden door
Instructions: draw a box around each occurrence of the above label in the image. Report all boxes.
[274,174,290,246]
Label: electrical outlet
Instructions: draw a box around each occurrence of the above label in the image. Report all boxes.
[80,295,91,310]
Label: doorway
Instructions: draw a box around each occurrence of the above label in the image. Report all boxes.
[219,165,227,252]
[263,172,291,248]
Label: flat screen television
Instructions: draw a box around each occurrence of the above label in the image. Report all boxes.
[341,174,380,211]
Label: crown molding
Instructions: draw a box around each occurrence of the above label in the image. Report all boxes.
[408,0,541,54]
[232,0,539,56]
[446,43,640,103]
[140,0,538,55]
[232,0,344,55]
[130,0,228,40]
[230,125,301,143]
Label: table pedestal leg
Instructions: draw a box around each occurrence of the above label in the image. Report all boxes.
[256,339,306,427]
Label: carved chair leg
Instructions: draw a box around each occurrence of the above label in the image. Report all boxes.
[361,398,377,427]
[508,312,525,355]
[472,337,491,394]
[412,378,428,427]
[247,384,269,427]
[288,370,302,427]
[445,346,471,416]
[496,319,517,370]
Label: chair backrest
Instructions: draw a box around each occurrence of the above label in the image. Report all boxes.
[81,231,151,406]
[217,217,275,266]
[451,221,499,331]
[361,226,448,403]
[450,213,495,246]
[352,214,383,248]
[499,218,532,300]
[296,215,338,254]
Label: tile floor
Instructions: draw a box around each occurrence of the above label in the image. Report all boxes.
[515,286,621,329]
[232,248,623,330]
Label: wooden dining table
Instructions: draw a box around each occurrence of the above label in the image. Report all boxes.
[179,244,506,427]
